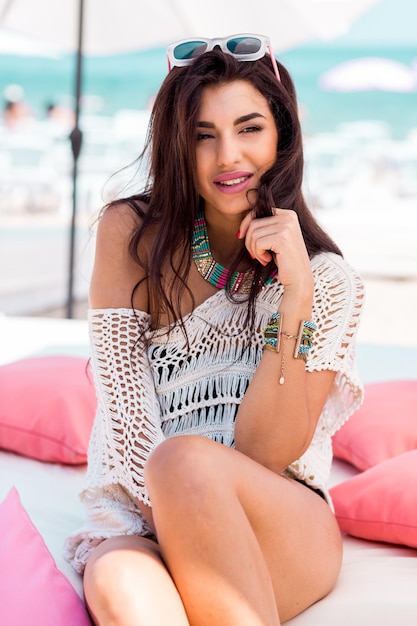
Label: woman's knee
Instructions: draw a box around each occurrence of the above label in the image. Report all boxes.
[144,435,226,506]
[145,436,214,486]
[84,536,162,622]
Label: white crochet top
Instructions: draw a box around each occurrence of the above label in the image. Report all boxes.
[64,252,364,574]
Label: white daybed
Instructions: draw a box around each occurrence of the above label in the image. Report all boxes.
[0,314,416,625]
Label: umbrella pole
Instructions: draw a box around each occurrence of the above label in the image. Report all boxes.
[67,0,84,319]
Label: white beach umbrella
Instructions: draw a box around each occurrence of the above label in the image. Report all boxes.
[0,0,381,55]
[0,28,62,56]
[0,0,380,317]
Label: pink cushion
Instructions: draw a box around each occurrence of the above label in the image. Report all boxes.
[332,380,417,471]
[0,487,91,625]
[330,450,417,548]
[0,355,96,464]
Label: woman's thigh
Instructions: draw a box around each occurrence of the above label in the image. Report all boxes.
[146,435,343,623]
[235,464,343,622]
[84,535,189,626]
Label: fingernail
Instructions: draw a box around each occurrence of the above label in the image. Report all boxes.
[236,230,240,239]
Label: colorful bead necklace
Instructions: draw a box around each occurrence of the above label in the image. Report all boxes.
[192,211,276,294]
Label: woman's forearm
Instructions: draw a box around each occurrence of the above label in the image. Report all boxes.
[234,286,316,472]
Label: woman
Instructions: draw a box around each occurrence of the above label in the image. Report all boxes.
[65,35,364,625]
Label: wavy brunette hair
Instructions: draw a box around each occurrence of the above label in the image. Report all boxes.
[109,49,342,330]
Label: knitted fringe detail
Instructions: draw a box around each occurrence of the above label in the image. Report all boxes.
[162,403,237,446]
[159,372,251,420]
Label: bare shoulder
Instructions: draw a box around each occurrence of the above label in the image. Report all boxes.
[90,200,151,310]
[97,200,144,241]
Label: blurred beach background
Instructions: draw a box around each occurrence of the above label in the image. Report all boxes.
[0,0,416,348]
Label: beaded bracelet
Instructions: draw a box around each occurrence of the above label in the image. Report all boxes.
[263,312,282,353]
[293,320,317,363]
[262,314,317,383]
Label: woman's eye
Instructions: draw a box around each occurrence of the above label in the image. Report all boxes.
[241,125,261,134]
[196,132,214,141]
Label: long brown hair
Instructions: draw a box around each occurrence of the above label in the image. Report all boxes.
[108,49,342,329]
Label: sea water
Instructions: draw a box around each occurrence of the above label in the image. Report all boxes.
[1,44,417,138]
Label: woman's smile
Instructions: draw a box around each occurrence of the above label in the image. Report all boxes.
[213,170,253,194]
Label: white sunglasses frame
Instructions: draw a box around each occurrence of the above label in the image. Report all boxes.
[166,33,281,82]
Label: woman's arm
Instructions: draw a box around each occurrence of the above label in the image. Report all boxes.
[234,209,358,474]
[86,203,165,512]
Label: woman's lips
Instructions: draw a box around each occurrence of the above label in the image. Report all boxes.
[213,172,253,194]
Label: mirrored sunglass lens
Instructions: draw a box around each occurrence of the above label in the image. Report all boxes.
[173,41,208,60]
[227,37,262,55]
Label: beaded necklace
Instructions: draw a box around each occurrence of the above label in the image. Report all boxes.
[192,211,276,294]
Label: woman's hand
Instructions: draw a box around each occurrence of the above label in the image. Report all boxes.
[238,208,313,292]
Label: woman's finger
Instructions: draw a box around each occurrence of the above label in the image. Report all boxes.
[237,210,256,239]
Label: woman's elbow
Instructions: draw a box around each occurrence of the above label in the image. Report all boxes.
[234,430,311,474]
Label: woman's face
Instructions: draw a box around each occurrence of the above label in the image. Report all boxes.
[195,79,278,223]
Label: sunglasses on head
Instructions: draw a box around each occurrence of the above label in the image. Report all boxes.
[166,33,281,83]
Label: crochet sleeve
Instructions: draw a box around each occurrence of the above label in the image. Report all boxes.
[307,253,365,434]
[282,253,365,488]
[64,308,165,573]
[84,308,165,505]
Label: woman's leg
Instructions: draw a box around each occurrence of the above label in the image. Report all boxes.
[145,435,343,626]
[83,535,190,626]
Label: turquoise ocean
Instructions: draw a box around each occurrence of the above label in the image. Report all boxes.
[1,43,417,139]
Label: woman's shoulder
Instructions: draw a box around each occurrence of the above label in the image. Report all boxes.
[98,197,148,236]
[96,197,159,260]
[90,198,153,310]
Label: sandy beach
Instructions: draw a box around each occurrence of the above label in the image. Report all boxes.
[358,276,417,347]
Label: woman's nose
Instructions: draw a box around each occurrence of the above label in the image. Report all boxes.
[216,137,241,168]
